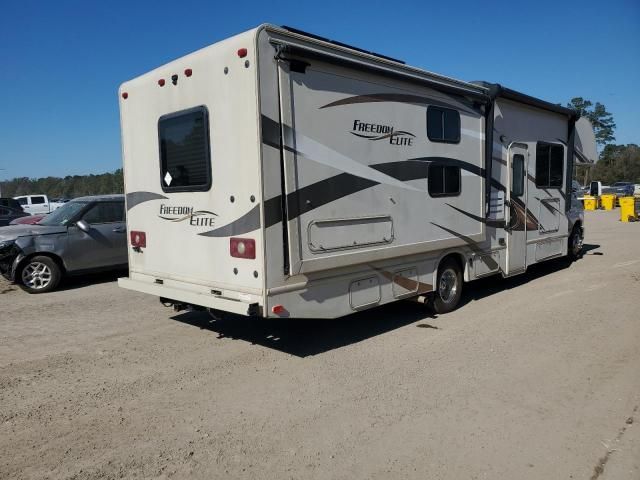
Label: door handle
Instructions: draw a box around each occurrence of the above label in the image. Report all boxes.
[112,227,126,233]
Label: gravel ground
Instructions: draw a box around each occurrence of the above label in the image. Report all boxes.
[1,210,639,480]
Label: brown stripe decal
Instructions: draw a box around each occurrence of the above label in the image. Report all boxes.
[319,93,481,115]
[370,265,433,295]
[430,223,500,271]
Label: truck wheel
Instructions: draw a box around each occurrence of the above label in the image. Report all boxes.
[19,256,62,294]
[568,225,583,261]
[432,258,463,314]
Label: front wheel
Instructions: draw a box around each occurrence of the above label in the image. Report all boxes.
[19,256,62,294]
[432,258,463,314]
[568,225,584,261]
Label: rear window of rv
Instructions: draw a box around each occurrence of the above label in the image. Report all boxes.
[159,106,211,192]
[535,143,564,188]
[427,106,460,143]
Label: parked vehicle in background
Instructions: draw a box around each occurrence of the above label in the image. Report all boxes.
[13,195,64,215]
[9,214,46,226]
[634,184,640,196]
[0,195,127,293]
[0,206,29,226]
[609,182,635,197]
[0,198,24,212]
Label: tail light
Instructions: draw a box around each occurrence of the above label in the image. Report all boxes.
[130,231,146,248]
[230,237,255,259]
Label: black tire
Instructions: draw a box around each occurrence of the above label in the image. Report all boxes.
[18,256,62,294]
[567,224,584,261]
[432,258,463,314]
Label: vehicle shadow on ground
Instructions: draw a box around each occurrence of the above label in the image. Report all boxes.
[171,301,435,358]
[458,244,602,308]
[57,269,127,291]
[171,245,602,357]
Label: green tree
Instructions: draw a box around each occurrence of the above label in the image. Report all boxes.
[592,144,640,184]
[567,97,616,146]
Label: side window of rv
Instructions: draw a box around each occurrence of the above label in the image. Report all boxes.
[159,106,211,192]
[427,106,460,143]
[535,143,564,188]
[428,165,461,197]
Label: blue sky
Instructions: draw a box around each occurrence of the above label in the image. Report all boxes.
[0,0,638,180]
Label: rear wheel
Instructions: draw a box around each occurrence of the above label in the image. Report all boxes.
[432,258,463,314]
[19,256,62,294]
[568,224,583,261]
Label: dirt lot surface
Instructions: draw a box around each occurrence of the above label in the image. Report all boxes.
[1,210,639,480]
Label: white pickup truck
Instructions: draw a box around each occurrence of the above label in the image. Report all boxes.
[13,195,64,215]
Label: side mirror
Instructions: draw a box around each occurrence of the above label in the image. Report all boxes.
[76,220,90,232]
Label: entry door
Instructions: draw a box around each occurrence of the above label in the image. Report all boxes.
[506,143,528,275]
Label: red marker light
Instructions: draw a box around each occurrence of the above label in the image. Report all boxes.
[121,92,128,99]
[130,231,146,248]
[272,305,285,315]
[237,48,248,58]
[158,79,165,86]
[230,237,255,259]
[184,68,192,77]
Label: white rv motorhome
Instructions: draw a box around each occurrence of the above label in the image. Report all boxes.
[118,25,597,318]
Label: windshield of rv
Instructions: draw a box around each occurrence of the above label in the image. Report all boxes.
[38,201,90,226]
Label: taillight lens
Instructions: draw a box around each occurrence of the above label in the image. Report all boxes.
[130,231,146,248]
[230,237,255,259]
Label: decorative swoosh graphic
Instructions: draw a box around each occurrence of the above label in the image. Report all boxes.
[126,191,168,210]
[350,130,416,141]
[369,265,433,295]
[430,222,499,271]
[199,205,260,238]
[445,204,505,228]
[319,93,481,116]
[159,210,217,222]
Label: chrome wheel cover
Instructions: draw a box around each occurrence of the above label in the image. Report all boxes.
[21,262,53,290]
[438,268,458,304]
[572,229,584,256]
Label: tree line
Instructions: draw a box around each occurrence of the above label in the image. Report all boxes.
[0,169,123,199]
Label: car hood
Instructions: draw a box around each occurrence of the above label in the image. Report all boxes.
[0,224,67,242]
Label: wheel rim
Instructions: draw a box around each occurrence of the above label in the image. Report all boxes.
[438,268,458,304]
[21,262,53,290]
[572,229,583,256]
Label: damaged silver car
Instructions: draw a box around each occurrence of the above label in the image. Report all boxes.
[0,195,127,293]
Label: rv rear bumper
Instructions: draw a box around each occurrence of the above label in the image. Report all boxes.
[118,277,261,316]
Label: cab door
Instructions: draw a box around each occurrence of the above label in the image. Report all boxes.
[505,143,528,275]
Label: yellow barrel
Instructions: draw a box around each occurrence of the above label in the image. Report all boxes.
[619,196,637,222]
[600,194,616,210]
[583,196,597,210]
